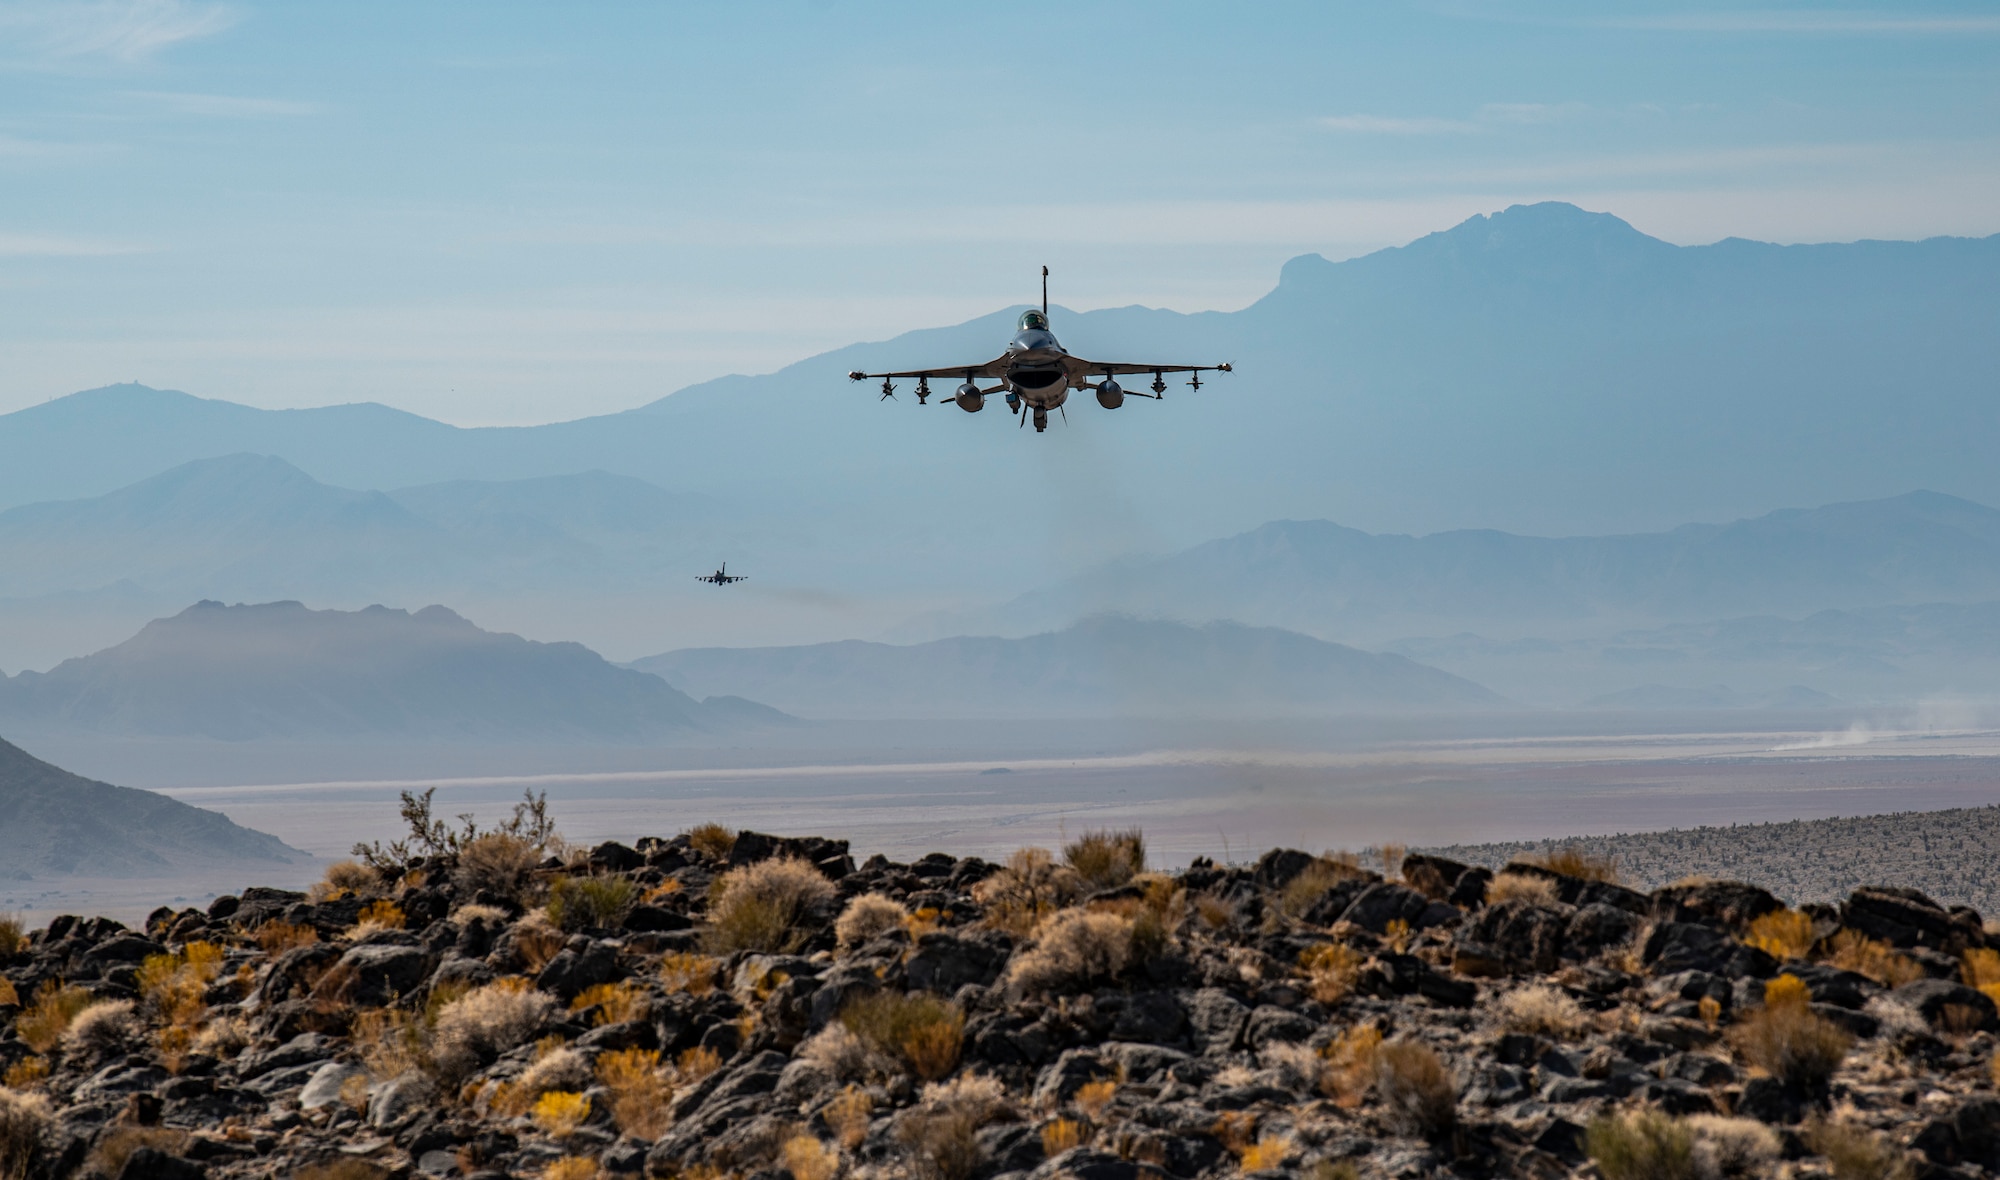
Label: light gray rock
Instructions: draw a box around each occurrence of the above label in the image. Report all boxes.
[299,1060,368,1110]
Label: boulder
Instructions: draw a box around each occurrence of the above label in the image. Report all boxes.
[315,943,433,1006]
[1337,883,1436,934]
[298,1061,368,1110]
[1892,979,2000,1033]
[1844,887,1980,953]
[1466,899,1571,974]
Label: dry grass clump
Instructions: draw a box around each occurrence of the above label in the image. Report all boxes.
[1319,1024,1383,1107]
[596,1047,673,1139]
[659,951,720,995]
[60,999,140,1061]
[491,1047,593,1116]
[0,979,13,1009]
[1239,1134,1294,1171]
[547,875,638,933]
[16,982,92,1054]
[705,856,836,954]
[1274,856,1369,921]
[1685,1116,1782,1176]
[835,892,909,951]
[0,914,24,958]
[0,1087,50,1180]
[139,941,224,1071]
[1298,943,1363,1006]
[309,859,383,903]
[509,913,568,974]
[1586,1110,1698,1180]
[1825,929,1922,987]
[800,1024,875,1081]
[1074,1077,1116,1120]
[840,991,965,1081]
[1731,979,1852,1093]
[451,903,511,927]
[1063,828,1145,890]
[1041,1118,1086,1156]
[1745,909,1815,961]
[783,1135,837,1180]
[1375,1041,1456,1139]
[252,920,321,955]
[455,832,545,901]
[1485,871,1560,906]
[896,1073,1008,1180]
[1005,908,1136,995]
[432,977,556,1082]
[569,981,646,1026]
[686,823,737,860]
[1519,847,1618,882]
[1963,948,2000,1006]
[825,1084,874,1150]
[543,1158,602,1180]
[1803,1116,1914,1180]
[353,1006,431,1081]
[531,1090,592,1137]
[677,1045,723,1083]
[1496,985,1587,1039]
[974,847,1083,937]
[3,1059,48,1090]
[85,1126,187,1180]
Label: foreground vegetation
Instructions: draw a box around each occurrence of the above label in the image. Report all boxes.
[1,791,1997,1178]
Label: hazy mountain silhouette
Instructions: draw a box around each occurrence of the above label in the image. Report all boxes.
[0,735,303,878]
[921,491,2000,645]
[632,614,1500,720]
[2,203,1995,555]
[0,601,792,741]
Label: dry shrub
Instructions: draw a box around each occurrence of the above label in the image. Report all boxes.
[310,859,382,902]
[354,900,406,932]
[532,1090,592,1137]
[1685,1116,1781,1176]
[706,856,836,954]
[1964,948,2000,1007]
[1402,860,1450,901]
[1731,997,1852,1092]
[2,1058,47,1089]
[0,1087,49,1180]
[1193,893,1237,931]
[253,920,320,954]
[678,1045,723,1083]
[1240,1134,1293,1171]
[1074,1078,1116,1120]
[1275,857,1367,921]
[455,832,544,900]
[1063,828,1145,890]
[1746,909,1814,961]
[1376,1040,1455,1139]
[596,1047,672,1139]
[451,903,511,927]
[1211,1112,1258,1154]
[0,914,24,958]
[1005,908,1134,994]
[898,1074,1006,1180]
[1699,996,1724,1028]
[1521,847,1618,882]
[1311,1163,1361,1180]
[544,1158,602,1180]
[686,823,737,860]
[1586,1110,1698,1180]
[825,1084,873,1150]
[548,876,638,933]
[1803,1115,1914,1180]
[783,1135,836,1180]
[974,847,1083,937]
[570,981,647,1026]
[1765,973,1810,1010]
[660,951,720,995]
[20,984,97,1055]
[801,1024,874,1081]
[432,977,556,1082]
[841,991,964,1081]
[836,893,908,951]
[1825,929,1922,987]
[1485,872,1559,906]
[193,1014,251,1059]
[0,979,13,1009]
[84,1126,186,1180]
[353,1006,431,1080]
[1298,943,1363,1005]
[1041,1119,1086,1156]
[511,913,568,974]
[1383,918,1412,954]
[494,1048,592,1116]
[1497,985,1587,1039]
[1319,1025,1382,1106]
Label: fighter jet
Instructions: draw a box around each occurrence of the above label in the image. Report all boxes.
[696,563,746,585]
[847,268,1231,432]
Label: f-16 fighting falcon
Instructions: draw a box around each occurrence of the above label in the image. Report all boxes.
[696,563,746,585]
[848,268,1231,433]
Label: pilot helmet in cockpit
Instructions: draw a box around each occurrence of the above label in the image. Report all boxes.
[1017,309,1049,333]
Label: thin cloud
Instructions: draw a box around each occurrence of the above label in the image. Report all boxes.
[1478,102,1591,125]
[123,90,322,118]
[1319,114,1477,135]
[0,0,234,65]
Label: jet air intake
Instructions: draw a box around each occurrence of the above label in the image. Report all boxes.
[955,383,984,413]
[1095,378,1124,409]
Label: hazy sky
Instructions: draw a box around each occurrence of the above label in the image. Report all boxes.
[3,0,1997,425]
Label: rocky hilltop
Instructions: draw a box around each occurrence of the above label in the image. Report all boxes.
[2,805,1996,1180]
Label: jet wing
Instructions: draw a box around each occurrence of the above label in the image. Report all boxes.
[847,355,1012,382]
[1063,358,1233,377]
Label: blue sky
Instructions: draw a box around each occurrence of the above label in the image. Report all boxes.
[2,0,1997,425]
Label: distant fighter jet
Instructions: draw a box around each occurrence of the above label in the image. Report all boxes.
[847,268,1231,432]
[696,563,746,585]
